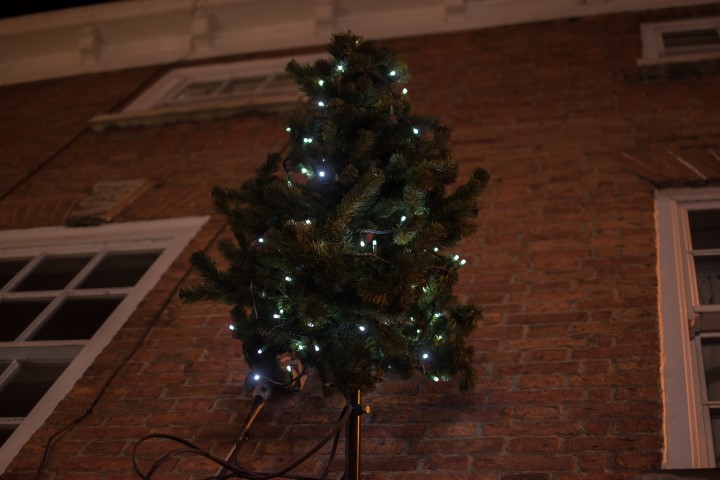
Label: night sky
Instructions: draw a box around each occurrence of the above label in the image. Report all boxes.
[0,1,124,19]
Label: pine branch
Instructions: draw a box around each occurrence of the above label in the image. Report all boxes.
[179,251,235,304]
[181,32,489,394]
[328,168,385,236]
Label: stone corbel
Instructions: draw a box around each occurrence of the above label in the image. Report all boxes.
[191,12,215,53]
[444,0,467,22]
[66,179,151,226]
[315,0,336,38]
[78,25,101,65]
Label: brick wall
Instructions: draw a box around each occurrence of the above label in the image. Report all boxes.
[2,4,720,479]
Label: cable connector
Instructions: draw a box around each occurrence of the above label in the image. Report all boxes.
[244,373,272,400]
[243,354,305,399]
[278,354,306,392]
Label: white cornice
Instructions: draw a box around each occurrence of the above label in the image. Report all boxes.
[0,0,716,86]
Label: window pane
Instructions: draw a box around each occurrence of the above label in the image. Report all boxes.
[0,300,51,341]
[695,256,720,305]
[663,28,720,49]
[702,339,720,401]
[13,255,92,292]
[0,259,29,289]
[220,76,265,95]
[0,426,15,447]
[711,410,720,466]
[0,362,68,417]
[689,209,720,250]
[30,297,123,340]
[265,74,297,92]
[78,252,160,289]
[173,81,222,101]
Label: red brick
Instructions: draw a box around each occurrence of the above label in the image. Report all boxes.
[505,312,588,326]
[473,454,576,471]
[422,454,472,471]
[507,436,561,453]
[500,475,550,480]
[408,438,504,455]
[613,451,661,469]
[7,5,720,477]
[427,423,477,438]
[521,349,569,362]
[577,453,609,471]
[563,435,661,453]
[491,389,583,404]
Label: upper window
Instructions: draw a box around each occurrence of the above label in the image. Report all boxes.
[125,54,322,113]
[640,16,720,65]
[90,54,322,130]
[0,216,207,472]
[657,188,720,469]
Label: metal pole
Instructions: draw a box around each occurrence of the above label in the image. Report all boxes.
[345,389,362,480]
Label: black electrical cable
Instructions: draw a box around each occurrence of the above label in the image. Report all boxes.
[19,125,294,478]
[218,394,267,477]
[23,218,229,480]
[132,403,350,480]
[319,404,347,479]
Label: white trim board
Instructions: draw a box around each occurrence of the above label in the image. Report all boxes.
[121,53,323,113]
[0,216,208,473]
[0,0,716,86]
[656,188,720,468]
[639,15,720,65]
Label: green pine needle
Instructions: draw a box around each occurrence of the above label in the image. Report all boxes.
[181,32,488,395]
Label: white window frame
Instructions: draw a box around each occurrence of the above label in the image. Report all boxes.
[0,216,208,472]
[123,54,323,113]
[657,187,720,468]
[639,16,720,66]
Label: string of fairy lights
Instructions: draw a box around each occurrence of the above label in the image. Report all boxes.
[228,48,472,389]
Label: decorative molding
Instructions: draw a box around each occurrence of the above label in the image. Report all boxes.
[78,24,100,65]
[0,0,716,86]
[444,0,468,22]
[315,0,336,38]
[638,15,720,66]
[190,12,216,54]
[66,179,151,226]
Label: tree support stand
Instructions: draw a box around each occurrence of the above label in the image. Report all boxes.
[345,390,369,480]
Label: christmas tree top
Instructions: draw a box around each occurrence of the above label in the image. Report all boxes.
[180,33,489,396]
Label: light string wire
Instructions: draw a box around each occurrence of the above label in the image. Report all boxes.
[22,127,292,480]
[23,211,230,480]
[132,402,350,480]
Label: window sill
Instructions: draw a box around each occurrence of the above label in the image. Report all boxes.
[90,94,303,131]
[636,55,720,81]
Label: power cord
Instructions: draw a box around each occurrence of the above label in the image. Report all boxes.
[23,216,229,480]
[132,399,349,480]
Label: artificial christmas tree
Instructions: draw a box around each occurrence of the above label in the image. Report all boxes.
[180,33,488,398]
